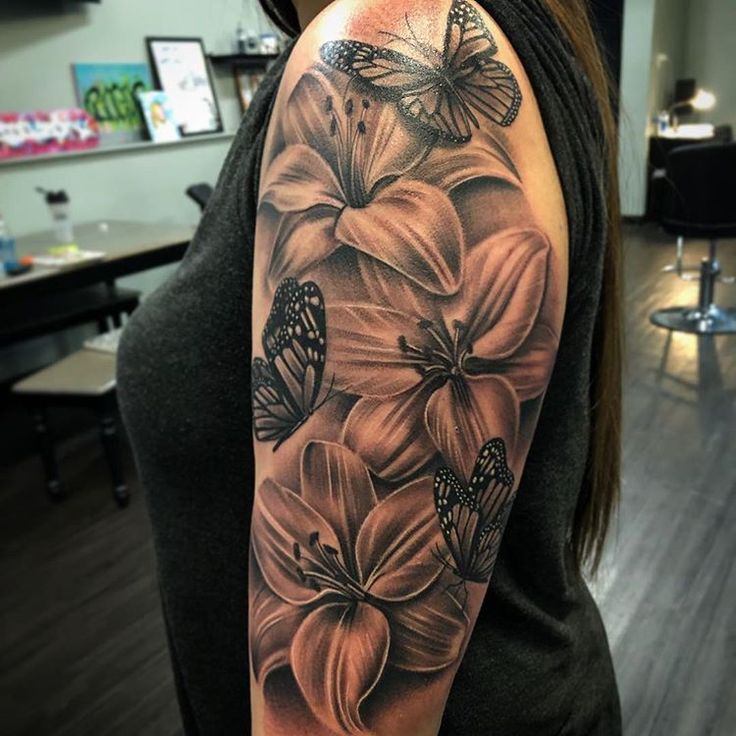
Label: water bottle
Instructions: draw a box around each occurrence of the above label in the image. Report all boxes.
[36,188,75,246]
[0,214,18,277]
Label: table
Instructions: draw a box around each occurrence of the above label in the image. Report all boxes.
[1,219,194,352]
[0,219,195,308]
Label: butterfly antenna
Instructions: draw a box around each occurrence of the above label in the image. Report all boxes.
[460,580,469,608]
[432,544,452,571]
[314,372,340,412]
[443,576,469,610]
[377,29,423,55]
[405,13,421,48]
[377,27,437,65]
[342,74,355,100]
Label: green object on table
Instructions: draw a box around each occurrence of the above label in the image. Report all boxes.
[48,244,80,256]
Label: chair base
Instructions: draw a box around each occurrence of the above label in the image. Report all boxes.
[650,305,736,334]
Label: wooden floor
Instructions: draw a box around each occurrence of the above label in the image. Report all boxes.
[0,224,734,736]
[591,225,736,736]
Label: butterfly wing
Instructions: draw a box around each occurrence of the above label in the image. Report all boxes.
[251,357,303,444]
[398,84,473,144]
[469,438,516,526]
[263,278,327,417]
[465,438,516,581]
[321,39,472,144]
[434,466,482,577]
[255,278,327,448]
[320,40,437,93]
[471,517,506,582]
[444,0,498,69]
[454,56,522,127]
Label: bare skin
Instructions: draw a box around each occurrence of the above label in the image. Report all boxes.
[249,1,568,733]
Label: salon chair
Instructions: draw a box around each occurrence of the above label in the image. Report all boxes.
[650,141,736,334]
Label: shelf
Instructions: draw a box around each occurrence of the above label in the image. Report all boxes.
[208,53,278,68]
[0,131,236,169]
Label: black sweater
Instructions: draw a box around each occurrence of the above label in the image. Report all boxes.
[118,1,621,732]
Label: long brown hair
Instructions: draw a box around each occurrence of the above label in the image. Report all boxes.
[258,0,623,575]
[543,0,623,575]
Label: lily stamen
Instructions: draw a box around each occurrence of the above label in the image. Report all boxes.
[294,531,367,601]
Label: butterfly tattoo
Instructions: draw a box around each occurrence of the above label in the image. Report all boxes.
[434,438,516,585]
[319,0,522,144]
[252,278,334,450]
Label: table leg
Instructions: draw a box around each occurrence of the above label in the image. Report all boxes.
[32,408,64,501]
[97,406,130,508]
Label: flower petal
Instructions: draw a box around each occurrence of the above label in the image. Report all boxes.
[390,589,468,672]
[268,205,341,285]
[356,478,443,602]
[343,388,436,481]
[425,375,520,484]
[326,304,427,396]
[414,126,520,192]
[259,144,344,212]
[251,478,341,605]
[249,564,303,682]
[300,441,377,571]
[359,103,430,193]
[285,69,342,171]
[449,228,550,359]
[490,322,559,401]
[292,602,390,734]
[454,180,533,249]
[354,252,435,320]
[335,179,464,295]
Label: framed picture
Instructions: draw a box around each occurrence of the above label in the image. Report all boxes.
[146,37,223,136]
[72,63,152,143]
[235,69,266,113]
[138,91,181,143]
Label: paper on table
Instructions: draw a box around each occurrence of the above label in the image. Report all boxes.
[32,250,106,270]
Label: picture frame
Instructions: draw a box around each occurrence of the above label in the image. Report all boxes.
[137,90,181,143]
[146,37,223,137]
[72,63,153,143]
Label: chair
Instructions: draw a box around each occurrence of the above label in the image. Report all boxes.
[185,182,214,212]
[650,141,736,334]
[11,348,129,507]
[713,124,733,143]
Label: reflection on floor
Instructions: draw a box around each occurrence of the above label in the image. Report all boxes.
[589,224,736,736]
[0,224,734,736]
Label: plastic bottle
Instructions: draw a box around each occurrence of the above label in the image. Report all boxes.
[236,22,247,54]
[36,188,75,247]
[0,214,18,277]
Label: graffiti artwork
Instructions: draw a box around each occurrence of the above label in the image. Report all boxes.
[0,109,100,160]
[72,63,153,138]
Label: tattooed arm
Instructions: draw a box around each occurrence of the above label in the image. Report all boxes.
[250,0,568,733]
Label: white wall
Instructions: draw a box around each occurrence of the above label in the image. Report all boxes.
[684,0,736,128]
[618,0,657,217]
[618,0,735,217]
[647,0,689,122]
[0,0,274,237]
[0,0,275,380]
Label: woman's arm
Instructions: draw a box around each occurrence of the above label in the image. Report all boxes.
[249,1,568,733]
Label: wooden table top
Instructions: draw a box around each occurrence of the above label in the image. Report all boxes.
[0,220,195,307]
[1,219,195,292]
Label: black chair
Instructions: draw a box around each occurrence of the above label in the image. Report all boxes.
[713,124,733,143]
[186,182,214,212]
[651,141,736,334]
